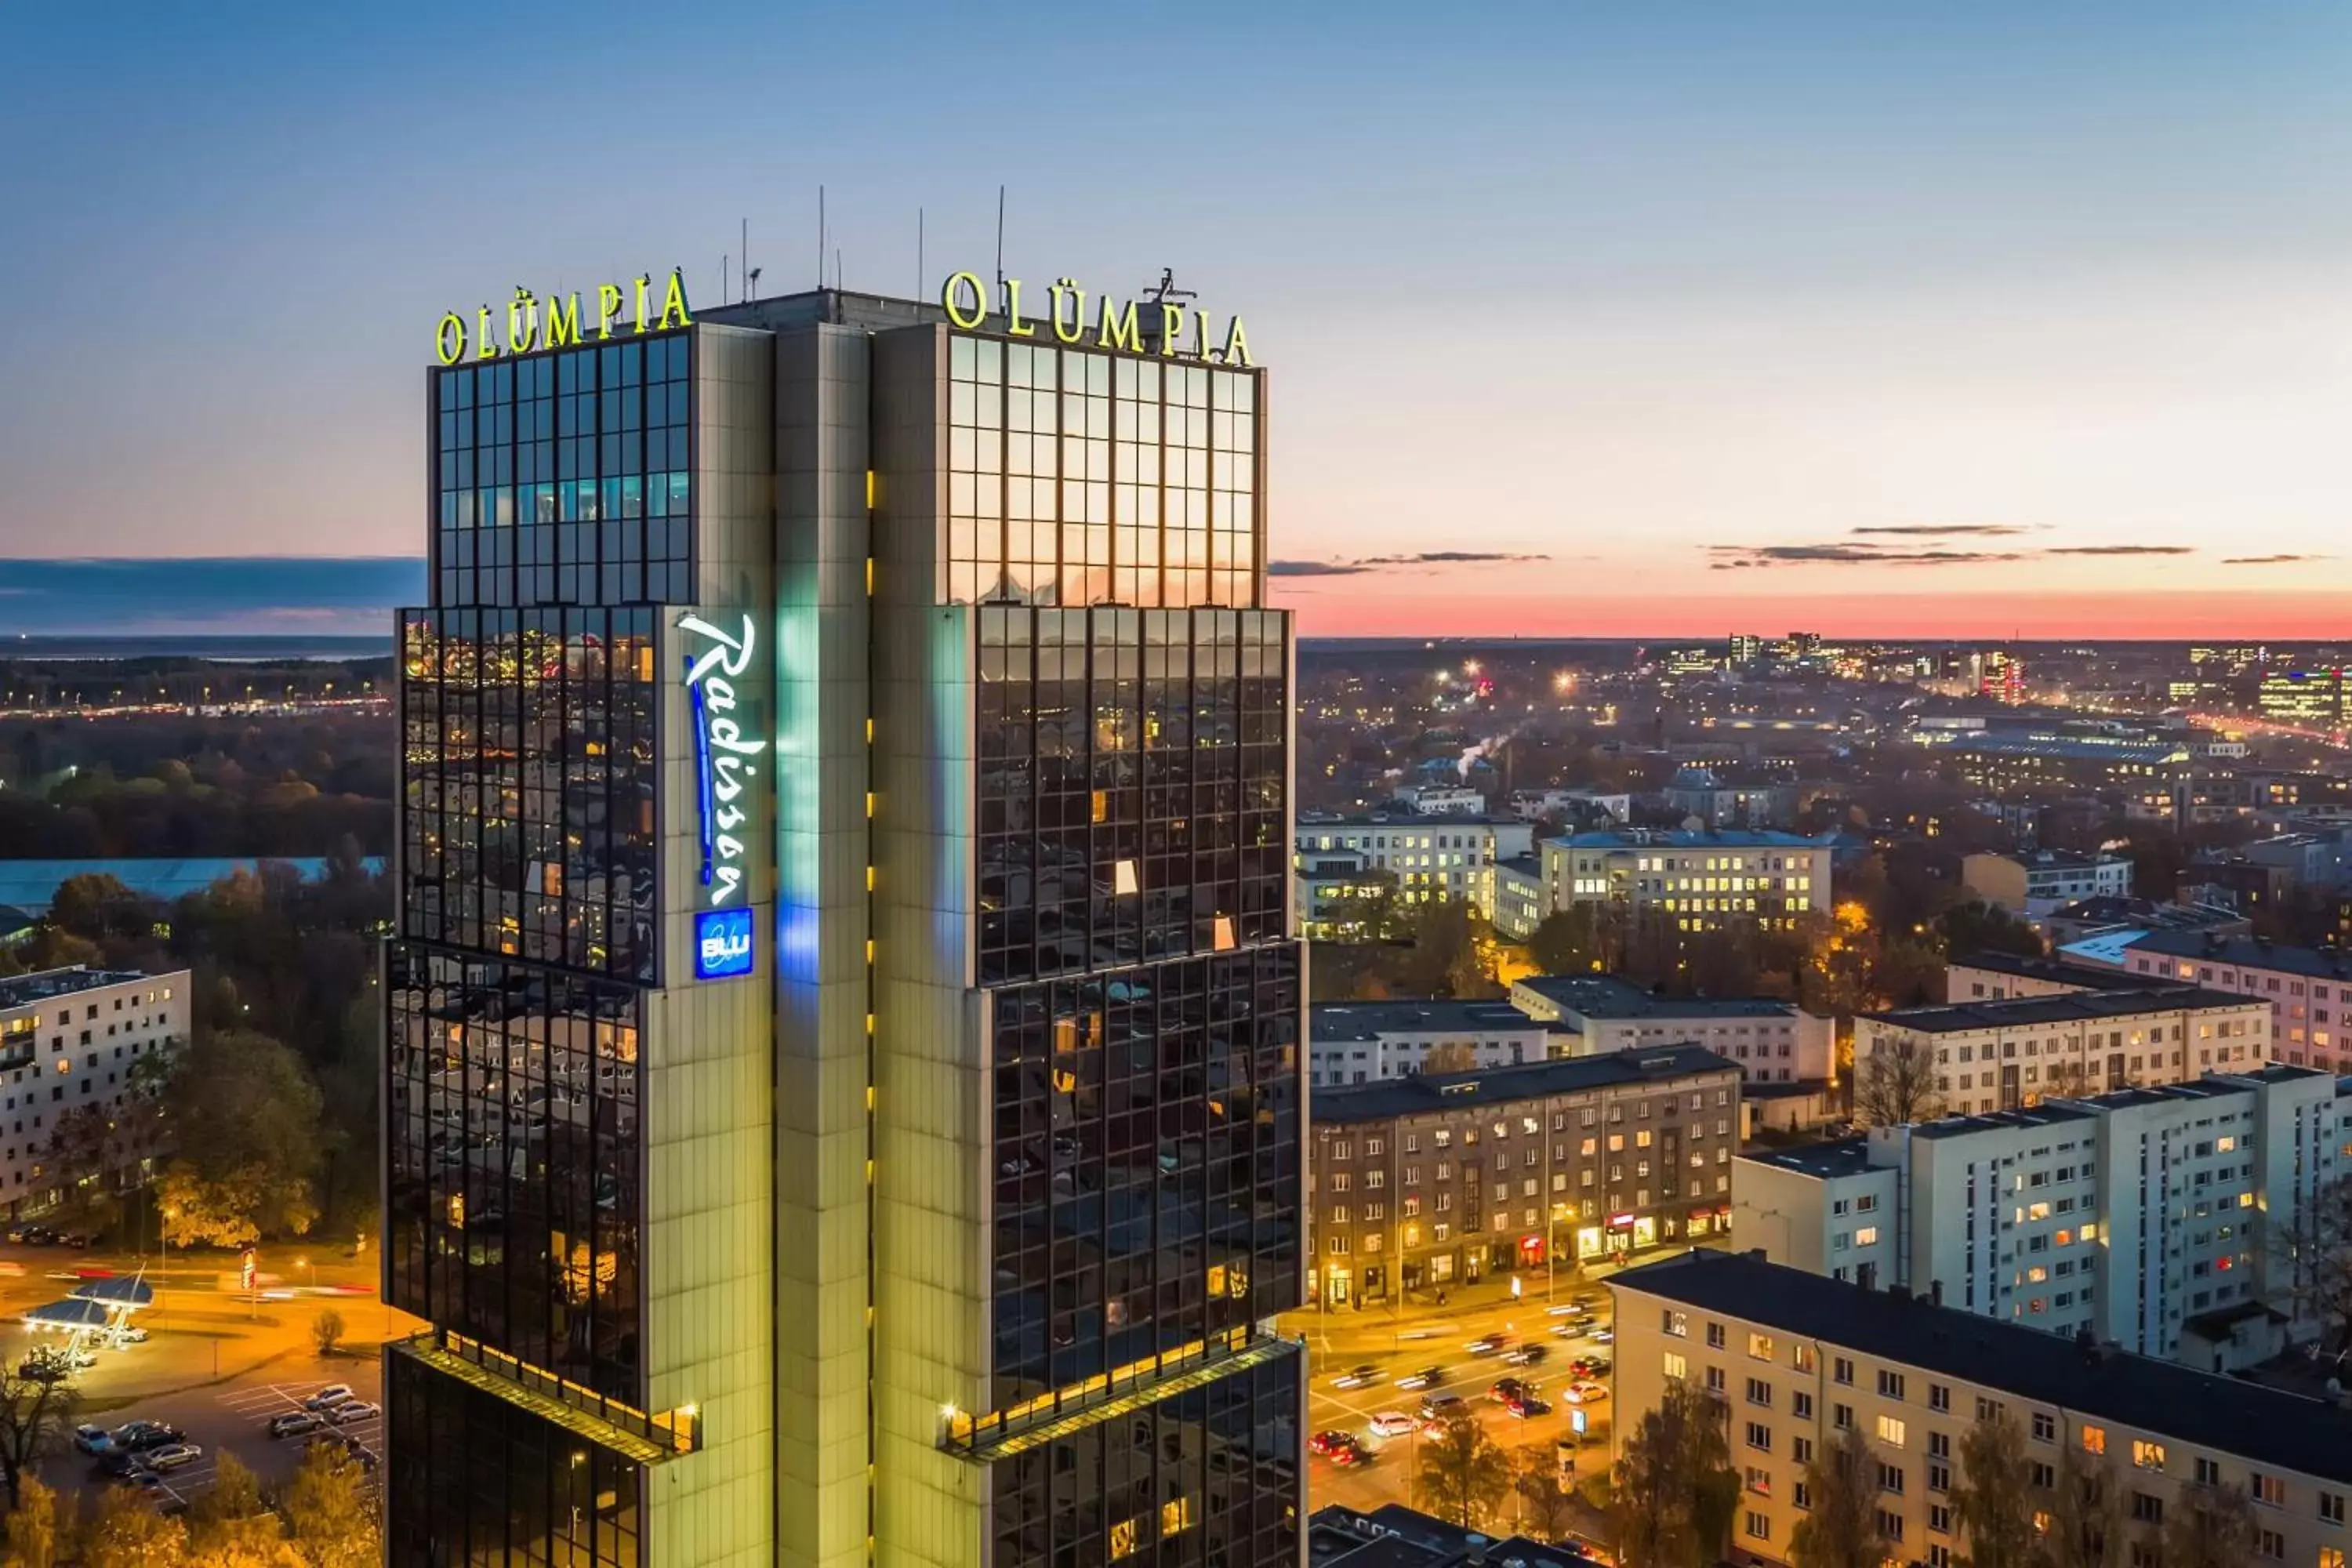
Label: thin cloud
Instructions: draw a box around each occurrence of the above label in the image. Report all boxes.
[2222,554,2326,565]
[1849,524,2036,538]
[1268,550,1549,576]
[2043,545,2194,557]
[1706,544,2024,568]
[1266,560,1370,576]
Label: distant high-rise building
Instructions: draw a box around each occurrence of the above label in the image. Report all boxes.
[385,276,1304,1566]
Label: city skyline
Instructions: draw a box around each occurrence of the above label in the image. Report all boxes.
[5,2,2350,639]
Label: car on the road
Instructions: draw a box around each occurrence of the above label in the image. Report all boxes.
[1591,1329,1614,1344]
[1308,1430,1353,1457]
[1502,1344,1548,1367]
[1506,1394,1552,1418]
[1367,1411,1417,1439]
[1571,1356,1613,1378]
[1331,1363,1382,1391]
[303,1383,356,1411]
[1394,1366,1446,1391]
[268,1411,325,1439]
[144,1443,202,1472]
[1564,1379,1608,1403]
[17,1356,68,1384]
[1328,1437,1370,1468]
[330,1399,381,1425]
[1465,1334,1509,1356]
[1548,1320,1586,1339]
[1488,1377,1529,1404]
[72,1424,114,1455]
[1417,1392,1465,1422]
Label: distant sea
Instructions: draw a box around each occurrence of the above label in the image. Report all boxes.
[0,557,421,655]
[0,633,393,662]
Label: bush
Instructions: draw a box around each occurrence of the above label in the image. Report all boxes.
[312,1308,345,1359]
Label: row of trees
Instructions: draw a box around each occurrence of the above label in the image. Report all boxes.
[1602,1384,2274,1568]
[0,1448,376,1568]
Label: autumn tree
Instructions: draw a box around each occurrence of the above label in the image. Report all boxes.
[1855,1033,1944,1127]
[0,1474,64,1568]
[187,1451,294,1566]
[2159,1483,2256,1568]
[78,1483,191,1568]
[1610,1380,1738,1568]
[2277,1171,2352,1352]
[1788,1425,1882,1568]
[156,1027,323,1246]
[1512,1447,1579,1543]
[1396,900,1502,999]
[2036,1444,2125,1568]
[0,1367,78,1508]
[312,1308,347,1359]
[1418,1406,1513,1530]
[1951,1410,2036,1568]
[1940,899,2045,960]
[1527,906,1614,977]
[282,1442,382,1568]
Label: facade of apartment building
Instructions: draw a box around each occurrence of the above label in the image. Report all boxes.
[1538,829,1832,935]
[2105,931,2352,1075]
[1511,974,1835,1087]
[0,965,189,1210]
[1307,1000,1559,1089]
[1293,814,1536,936]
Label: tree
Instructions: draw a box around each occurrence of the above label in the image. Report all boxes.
[1512,1447,1580,1543]
[0,1367,79,1509]
[1788,1425,1882,1568]
[78,1483,191,1568]
[1396,900,1502,999]
[1527,906,1613,977]
[1417,1406,1513,1530]
[0,1475,64,1568]
[1951,1410,2037,1568]
[2159,1483,2255,1568]
[2035,1443,2124,1568]
[1940,899,2044,960]
[2278,1171,2352,1352]
[312,1308,347,1359]
[187,1451,295,1566]
[1610,1380,1738,1568]
[1855,1034,1944,1127]
[282,1443,382,1568]
[156,1027,323,1246]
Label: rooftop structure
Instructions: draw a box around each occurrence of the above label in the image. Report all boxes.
[1862,984,2252,1035]
[1311,1044,1737,1124]
[0,966,163,1011]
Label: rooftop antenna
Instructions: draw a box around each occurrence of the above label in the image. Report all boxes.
[741,218,749,302]
[836,248,844,291]
[917,206,924,299]
[818,184,826,290]
[1142,267,1196,307]
[995,185,1007,311]
[748,264,762,299]
[721,254,730,307]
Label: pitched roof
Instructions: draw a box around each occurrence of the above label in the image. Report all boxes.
[2122,930,2352,985]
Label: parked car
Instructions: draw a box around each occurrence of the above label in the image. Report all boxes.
[1465,1334,1509,1356]
[330,1400,380,1425]
[99,1451,145,1479]
[1503,1344,1548,1367]
[17,1356,67,1384]
[303,1383,355,1411]
[268,1411,325,1440]
[144,1443,202,1472]
[1367,1411,1417,1439]
[1331,1363,1382,1391]
[72,1424,114,1455]
[1394,1366,1446,1391]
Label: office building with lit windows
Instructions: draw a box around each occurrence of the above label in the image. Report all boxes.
[385,280,1303,1567]
[1537,827,1832,932]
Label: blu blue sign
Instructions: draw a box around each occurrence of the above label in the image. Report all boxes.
[694,908,757,980]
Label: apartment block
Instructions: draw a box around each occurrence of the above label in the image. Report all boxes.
[1293,812,1536,935]
[2103,931,2352,1074]
[1538,829,1832,934]
[1307,1000,1559,1089]
[0,965,189,1210]
[1959,849,2133,918]
[1511,974,1835,1087]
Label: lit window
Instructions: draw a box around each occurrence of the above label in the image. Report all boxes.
[2132,1440,2165,1471]
[1878,1416,1907,1448]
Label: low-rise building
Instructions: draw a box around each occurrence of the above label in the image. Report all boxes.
[1943,949,2168,1003]
[1857,985,2268,1116]
[1959,848,2134,918]
[1308,1000,1559,1089]
[1508,788,1629,825]
[1539,828,1833,935]
[1307,1046,1742,1306]
[1491,854,1546,941]
[1733,1067,2350,1365]
[1294,813,1537,935]
[0,965,190,1212]
[2037,895,2249,951]
[1660,767,1801,831]
[1391,784,1488,816]
[1512,974,1835,1087]
[2103,930,2352,1073]
[1612,1249,2352,1568]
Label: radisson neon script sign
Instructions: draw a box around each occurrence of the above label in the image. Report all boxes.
[938,273,1251,366]
[435,270,693,365]
[680,612,763,909]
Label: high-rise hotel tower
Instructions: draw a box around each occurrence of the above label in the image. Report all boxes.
[384,273,1303,1567]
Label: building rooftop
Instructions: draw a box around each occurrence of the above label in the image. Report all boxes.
[1915,731,2192,765]
[1739,1135,1879,1180]
[0,966,164,1014]
[1550,828,1828,850]
[1312,1045,1738,1125]
[1308,1000,1553,1044]
[1514,974,1805,1021]
[1495,853,1541,877]
[1945,951,2172,992]
[1973,848,2130,870]
[1905,1102,2098,1140]
[1297,813,1530,831]
[2121,930,2352,984]
[1864,983,2258,1034]
[1613,1250,2352,1485]
[2044,896,2247,933]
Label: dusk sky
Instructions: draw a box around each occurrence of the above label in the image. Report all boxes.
[4,2,2350,637]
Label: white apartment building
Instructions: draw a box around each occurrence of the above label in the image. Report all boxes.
[1614,1249,2352,1568]
[1507,789,1630,824]
[0,965,191,1211]
[1390,784,1487,816]
[1539,829,1832,934]
[1959,849,2134,918]
[1306,1000,1560,1089]
[1733,1067,2352,1367]
[2100,931,2352,1075]
[1492,855,1546,941]
[1293,814,1536,935]
[1512,974,1835,1087]
[1857,985,2268,1116]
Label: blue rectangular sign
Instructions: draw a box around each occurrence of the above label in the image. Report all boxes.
[693,908,757,980]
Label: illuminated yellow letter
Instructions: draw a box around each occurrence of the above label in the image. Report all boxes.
[1049,278,1087,344]
[543,292,582,349]
[1097,297,1142,353]
[1004,277,1036,338]
[1158,303,1184,357]
[475,305,499,358]
[659,269,691,330]
[434,314,466,365]
[942,270,986,329]
[597,284,623,339]
[1221,316,1251,368]
[633,274,651,333]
